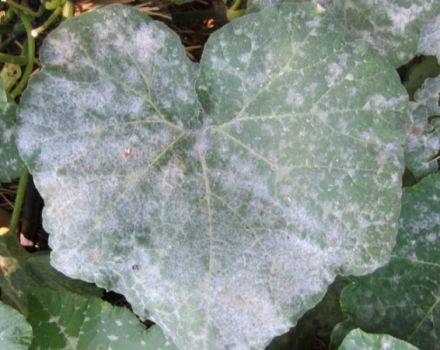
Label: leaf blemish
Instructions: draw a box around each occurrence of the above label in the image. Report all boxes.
[123,147,133,160]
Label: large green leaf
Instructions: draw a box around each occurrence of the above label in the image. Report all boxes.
[338,329,419,350]
[405,76,440,178]
[0,301,32,350]
[338,174,440,350]
[16,4,408,349]
[0,80,22,182]
[248,1,440,67]
[27,288,176,350]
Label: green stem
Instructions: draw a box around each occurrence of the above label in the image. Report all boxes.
[31,5,61,37]
[9,168,29,235]
[4,0,42,17]
[230,0,242,11]
[11,11,34,98]
[44,0,61,10]
[0,52,27,65]
[62,0,74,18]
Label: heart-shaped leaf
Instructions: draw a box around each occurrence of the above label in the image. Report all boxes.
[16,4,408,349]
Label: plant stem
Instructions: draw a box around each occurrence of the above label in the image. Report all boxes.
[9,168,29,235]
[0,52,27,65]
[44,0,60,10]
[4,0,42,17]
[230,0,242,11]
[11,11,34,98]
[31,5,61,37]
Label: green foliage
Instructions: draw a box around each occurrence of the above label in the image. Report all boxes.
[335,174,440,350]
[248,0,440,67]
[0,232,102,311]
[0,0,439,349]
[0,80,23,182]
[15,3,409,349]
[0,301,32,350]
[27,288,176,350]
[267,277,350,350]
[405,77,440,178]
[338,329,420,350]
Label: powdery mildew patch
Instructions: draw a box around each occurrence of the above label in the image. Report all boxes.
[0,83,22,182]
[339,175,440,350]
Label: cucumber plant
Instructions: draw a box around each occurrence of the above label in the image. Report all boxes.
[1,1,439,349]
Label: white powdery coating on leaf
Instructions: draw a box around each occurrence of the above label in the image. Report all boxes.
[0,86,22,182]
[16,4,408,350]
[385,2,431,34]
[418,15,440,61]
[326,0,440,67]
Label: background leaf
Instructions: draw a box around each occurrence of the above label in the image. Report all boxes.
[405,76,440,178]
[17,4,408,349]
[27,288,176,350]
[0,233,102,311]
[0,80,23,182]
[338,329,420,350]
[335,174,440,350]
[0,301,32,350]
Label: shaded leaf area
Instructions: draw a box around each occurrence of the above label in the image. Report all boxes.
[401,56,440,100]
[0,301,32,350]
[28,288,176,350]
[0,80,23,182]
[338,329,419,350]
[0,232,102,311]
[267,277,350,350]
[247,0,440,67]
[334,174,440,350]
[17,3,407,349]
[405,76,440,178]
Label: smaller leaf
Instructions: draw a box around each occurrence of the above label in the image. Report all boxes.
[0,80,23,182]
[339,329,420,350]
[329,319,356,350]
[0,301,32,350]
[405,76,440,178]
[27,288,177,350]
[338,174,440,350]
[0,233,102,310]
